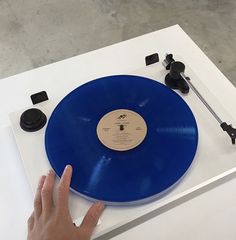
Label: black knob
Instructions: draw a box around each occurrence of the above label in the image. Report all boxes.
[20,108,47,132]
[169,61,185,79]
[165,61,189,94]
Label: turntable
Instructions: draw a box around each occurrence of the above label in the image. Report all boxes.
[1,25,236,239]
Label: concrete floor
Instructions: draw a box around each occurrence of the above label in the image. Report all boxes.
[0,0,235,86]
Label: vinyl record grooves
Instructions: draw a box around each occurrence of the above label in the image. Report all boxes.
[45,75,198,205]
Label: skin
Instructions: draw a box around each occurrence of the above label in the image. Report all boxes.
[27,165,105,240]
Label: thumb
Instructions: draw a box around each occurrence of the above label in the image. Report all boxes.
[78,202,105,239]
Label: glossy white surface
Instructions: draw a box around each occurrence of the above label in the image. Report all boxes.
[112,176,236,240]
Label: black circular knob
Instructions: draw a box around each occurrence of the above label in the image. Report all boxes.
[20,108,47,132]
[169,61,185,79]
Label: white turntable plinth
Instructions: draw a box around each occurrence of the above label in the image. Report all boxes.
[1,25,236,240]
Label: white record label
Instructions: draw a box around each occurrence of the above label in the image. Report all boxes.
[97,109,147,151]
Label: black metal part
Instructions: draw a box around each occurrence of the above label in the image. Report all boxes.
[20,108,47,132]
[163,54,175,70]
[165,61,190,94]
[221,122,236,144]
[145,53,159,66]
[31,91,49,105]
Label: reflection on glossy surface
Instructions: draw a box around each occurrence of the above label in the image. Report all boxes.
[45,75,198,205]
[86,155,112,192]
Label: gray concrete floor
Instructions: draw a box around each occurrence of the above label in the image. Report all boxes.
[0,0,235,86]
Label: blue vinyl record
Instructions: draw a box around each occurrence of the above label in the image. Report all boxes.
[45,75,198,205]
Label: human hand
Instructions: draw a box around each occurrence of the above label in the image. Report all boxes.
[27,165,104,240]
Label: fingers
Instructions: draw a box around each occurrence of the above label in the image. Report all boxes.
[56,165,72,213]
[41,170,55,213]
[27,212,34,231]
[34,175,46,218]
[79,202,105,239]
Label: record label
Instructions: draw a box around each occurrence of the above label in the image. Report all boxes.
[96,109,147,151]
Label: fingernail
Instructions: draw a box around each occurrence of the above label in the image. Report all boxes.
[65,165,72,171]
[47,169,54,175]
[40,175,46,180]
[96,202,105,211]
[38,175,46,187]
